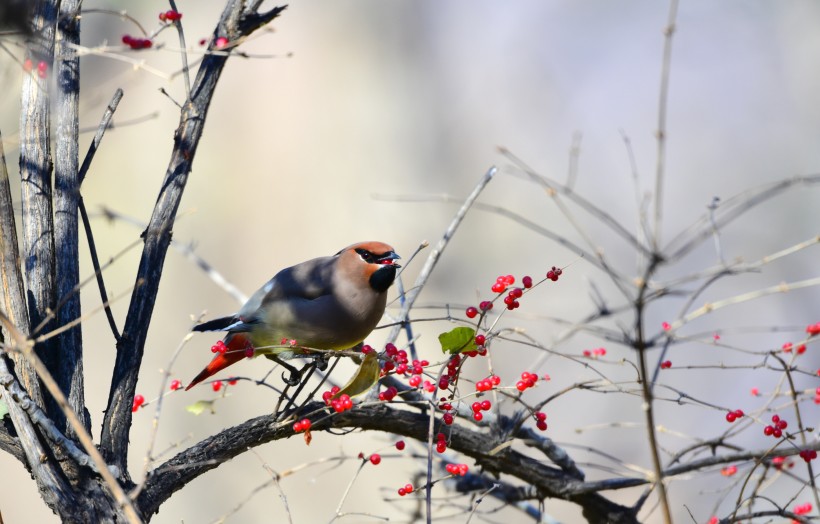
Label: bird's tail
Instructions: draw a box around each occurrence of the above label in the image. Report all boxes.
[185,333,251,390]
[192,315,240,332]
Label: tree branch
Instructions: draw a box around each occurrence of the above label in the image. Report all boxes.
[98,0,288,476]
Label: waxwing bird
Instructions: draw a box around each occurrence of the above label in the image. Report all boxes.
[186,241,400,390]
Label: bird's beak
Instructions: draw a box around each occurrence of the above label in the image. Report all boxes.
[377,251,401,268]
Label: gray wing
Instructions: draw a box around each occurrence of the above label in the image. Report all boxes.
[236,255,338,324]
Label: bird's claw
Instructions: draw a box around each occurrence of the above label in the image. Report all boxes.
[282,369,302,387]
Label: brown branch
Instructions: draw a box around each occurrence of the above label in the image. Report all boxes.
[137,403,638,523]
[98,1,288,476]
[0,129,42,409]
[54,0,88,439]
[19,0,59,423]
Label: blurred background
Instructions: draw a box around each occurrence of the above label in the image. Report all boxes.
[1,1,819,522]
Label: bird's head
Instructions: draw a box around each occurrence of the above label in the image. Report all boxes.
[339,241,401,293]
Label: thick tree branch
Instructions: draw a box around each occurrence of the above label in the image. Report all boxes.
[137,403,637,523]
[99,1,287,476]
[54,0,88,438]
[0,130,41,408]
[19,0,59,421]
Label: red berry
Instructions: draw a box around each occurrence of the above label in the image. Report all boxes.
[763,425,774,436]
[404,483,413,493]
[471,401,481,413]
[465,306,478,318]
[772,428,783,438]
[23,58,33,72]
[132,394,145,412]
[535,411,547,421]
[472,411,483,421]
[660,360,672,369]
[509,287,523,299]
[212,380,222,392]
[369,454,381,465]
[436,441,446,453]
[475,334,486,346]
[170,379,182,391]
[536,420,547,431]
[522,276,533,288]
[443,413,454,425]
[480,400,491,411]
[491,282,505,293]
[479,301,493,311]
[215,37,229,49]
[159,12,167,21]
[395,440,405,451]
[725,412,736,423]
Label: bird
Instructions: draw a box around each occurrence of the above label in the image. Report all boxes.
[186,241,400,390]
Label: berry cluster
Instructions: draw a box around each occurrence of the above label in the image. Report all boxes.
[464,267,562,319]
[438,355,462,391]
[159,10,182,22]
[470,399,492,421]
[771,456,793,470]
[209,378,238,392]
[379,386,398,402]
[726,409,744,424]
[782,341,806,354]
[435,432,448,453]
[533,411,547,431]
[659,360,672,369]
[132,394,145,412]
[121,35,152,49]
[321,386,353,413]
[763,414,788,437]
[720,465,737,477]
[582,347,606,358]
[491,274,516,293]
[23,59,48,78]
[475,375,501,392]
[799,449,818,463]
[381,343,423,376]
[445,463,469,476]
[516,371,539,392]
[397,483,414,496]
[503,286,523,310]
[292,418,311,433]
[793,502,813,515]
[439,400,455,425]
[814,387,820,405]
[725,409,744,423]
[808,322,820,336]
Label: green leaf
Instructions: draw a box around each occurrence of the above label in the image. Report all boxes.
[0,398,8,419]
[185,399,217,416]
[438,326,477,354]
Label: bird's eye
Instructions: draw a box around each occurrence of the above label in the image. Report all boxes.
[355,248,374,262]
